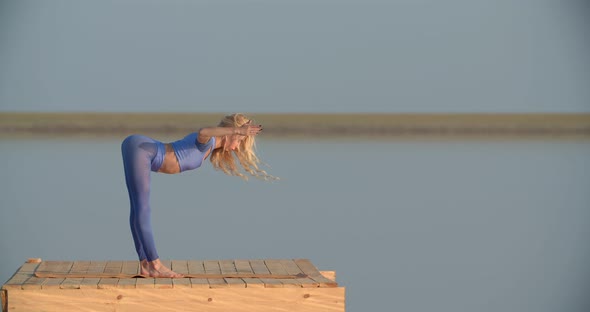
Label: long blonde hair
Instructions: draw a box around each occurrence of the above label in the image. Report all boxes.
[209,113,276,181]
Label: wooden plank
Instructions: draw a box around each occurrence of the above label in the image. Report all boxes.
[34,261,51,272]
[294,259,338,287]
[219,260,246,288]
[15,262,43,290]
[80,261,107,289]
[281,259,319,288]
[171,260,191,288]
[204,260,227,288]
[136,277,155,289]
[69,260,91,273]
[203,260,222,274]
[187,260,209,288]
[117,261,139,289]
[7,287,346,312]
[171,260,189,274]
[40,261,73,289]
[16,262,40,274]
[187,260,206,274]
[98,261,122,289]
[21,276,46,290]
[234,260,254,274]
[42,278,65,289]
[3,261,43,290]
[103,260,124,275]
[250,259,282,288]
[88,261,108,273]
[60,277,83,289]
[2,274,32,290]
[36,261,72,274]
[239,278,265,288]
[266,259,301,288]
[36,261,70,271]
[60,261,91,289]
[116,278,137,289]
[122,261,140,275]
[235,259,264,288]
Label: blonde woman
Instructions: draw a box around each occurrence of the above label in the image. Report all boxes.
[121,113,270,277]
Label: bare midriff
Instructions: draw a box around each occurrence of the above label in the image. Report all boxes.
[157,144,181,174]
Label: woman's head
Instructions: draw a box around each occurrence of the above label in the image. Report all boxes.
[210,113,275,180]
[218,113,251,151]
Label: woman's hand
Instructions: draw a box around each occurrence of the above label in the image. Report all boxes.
[199,121,263,143]
[236,121,263,136]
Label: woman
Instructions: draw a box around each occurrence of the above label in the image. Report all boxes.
[121,113,270,277]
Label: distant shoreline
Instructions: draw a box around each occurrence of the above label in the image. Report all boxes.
[1,112,590,139]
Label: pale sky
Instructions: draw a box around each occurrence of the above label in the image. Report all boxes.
[0,0,589,113]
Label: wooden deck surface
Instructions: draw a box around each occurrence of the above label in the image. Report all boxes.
[2,259,344,312]
[3,259,337,290]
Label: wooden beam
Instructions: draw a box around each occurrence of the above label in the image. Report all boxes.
[6,288,345,312]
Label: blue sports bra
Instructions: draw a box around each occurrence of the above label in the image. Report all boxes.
[170,133,216,172]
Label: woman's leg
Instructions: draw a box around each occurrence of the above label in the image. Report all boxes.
[121,135,183,278]
[121,135,159,262]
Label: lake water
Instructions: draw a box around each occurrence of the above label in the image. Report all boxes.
[1,135,590,311]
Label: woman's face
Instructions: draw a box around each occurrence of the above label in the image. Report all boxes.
[225,135,246,151]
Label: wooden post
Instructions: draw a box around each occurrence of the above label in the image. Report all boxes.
[1,289,7,312]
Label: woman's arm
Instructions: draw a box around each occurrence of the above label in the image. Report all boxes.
[197,123,263,143]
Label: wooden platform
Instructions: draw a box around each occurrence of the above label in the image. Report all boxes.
[2,259,345,312]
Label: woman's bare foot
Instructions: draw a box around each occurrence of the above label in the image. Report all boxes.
[140,259,184,278]
[140,259,150,276]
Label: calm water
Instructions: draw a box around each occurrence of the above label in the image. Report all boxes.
[1,136,590,311]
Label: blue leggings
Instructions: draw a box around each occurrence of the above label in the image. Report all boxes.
[121,134,166,261]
